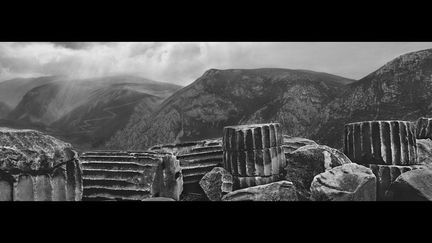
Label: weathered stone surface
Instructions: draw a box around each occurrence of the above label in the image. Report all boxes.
[0,128,82,201]
[282,135,318,154]
[80,151,183,201]
[344,121,417,166]
[142,197,175,201]
[0,128,78,172]
[222,181,298,201]
[416,139,432,165]
[199,167,233,201]
[386,168,432,201]
[310,163,376,201]
[233,175,279,190]
[148,138,223,197]
[180,192,209,201]
[223,146,285,177]
[416,117,432,139]
[148,138,222,156]
[223,123,283,151]
[369,164,422,201]
[284,144,351,200]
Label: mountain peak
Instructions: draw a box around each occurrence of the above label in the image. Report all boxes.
[375,48,432,77]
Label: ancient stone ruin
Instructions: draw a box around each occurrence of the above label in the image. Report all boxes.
[222,123,286,190]
[80,150,183,201]
[416,117,432,140]
[0,128,82,201]
[2,116,432,201]
[149,139,223,200]
[343,120,426,200]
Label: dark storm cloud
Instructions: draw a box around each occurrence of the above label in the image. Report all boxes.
[1,42,432,84]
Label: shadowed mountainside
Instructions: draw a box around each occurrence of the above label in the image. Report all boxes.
[107,68,355,150]
[315,48,432,149]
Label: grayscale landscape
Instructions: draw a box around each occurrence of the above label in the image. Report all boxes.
[1,42,432,201]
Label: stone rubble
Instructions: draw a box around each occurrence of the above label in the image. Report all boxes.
[310,163,376,201]
[0,127,82,201]
[2,116,432,202]
[284,144,352,200]
[199,167,233,201]
[222,181,298,201]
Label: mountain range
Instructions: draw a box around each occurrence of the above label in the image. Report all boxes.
[2,48,432,151]
[0,75,182,150]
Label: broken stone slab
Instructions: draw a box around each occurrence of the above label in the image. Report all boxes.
[199,167,233,201]
[148,138,222,156]
[222,181,298,201]
[368,164,423,201]
[416,139,432,165]
[310,163,376,201]
[344,121,418,166]
[177,149,223,196]
[233,175,280,190]
[416,117,432,139]
[0,128,83,201]
[282,135,318,154]
[223,123,283,151]
[386,168,432,201]
[223,146,285,177]
[284,144,352,200]
[81,151,183,201]
[142,197,175,201]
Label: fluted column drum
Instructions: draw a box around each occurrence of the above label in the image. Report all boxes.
[344,121,417,166]
[222,123,285,189]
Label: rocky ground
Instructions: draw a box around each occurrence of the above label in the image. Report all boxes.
[1,119,432,201]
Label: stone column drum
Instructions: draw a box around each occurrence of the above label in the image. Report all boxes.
[343,120,420,200]
[344,120,418,166]
[222,123,286,189]
[416,117,432,139]
[0,128,83,201]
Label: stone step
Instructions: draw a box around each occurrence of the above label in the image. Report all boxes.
[190,146,223,153]
[80,155,161,163]
[82,169,145,180]
[83,187,151,201]
[82,161,153,171]
[83,178,143,191]
[177,150,222,161]
[182,163,220,175]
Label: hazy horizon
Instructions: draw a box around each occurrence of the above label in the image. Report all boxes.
[1,42,432,85]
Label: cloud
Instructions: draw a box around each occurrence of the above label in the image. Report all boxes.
[1,42,432,85]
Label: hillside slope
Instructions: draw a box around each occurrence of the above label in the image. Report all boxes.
[316,48,432,149]
[107,68,355,150]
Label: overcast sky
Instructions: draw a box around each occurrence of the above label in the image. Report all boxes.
[1,42,432,85]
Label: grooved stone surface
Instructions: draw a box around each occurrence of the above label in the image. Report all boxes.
[233,175,279,190]
[369,164,423,201]
[344,121,418,165]
[223,123,283,151]
[81,151,183,201]
[386,168,432,201]
[416,117,432,139]
[223,146,285,177]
